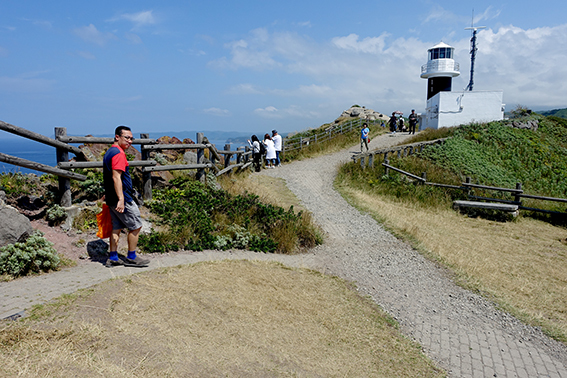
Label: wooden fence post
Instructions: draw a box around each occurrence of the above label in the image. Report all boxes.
[140,133,152,201]
[210,144,217,166]
[465,177,472,198]
[421,172,427,183]
[196,132,205,181]
[515,183,522,204]
[360,156,365,169]
[224,144,231,169]
[236,147,244,165]
[384,158,389,176]
[55,127,71,207]
[368,154,374,168]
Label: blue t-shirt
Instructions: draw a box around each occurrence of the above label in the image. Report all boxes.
[361,127,369,139]
[103,146,134,206]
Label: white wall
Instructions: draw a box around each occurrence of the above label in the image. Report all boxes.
[422,91,504,130]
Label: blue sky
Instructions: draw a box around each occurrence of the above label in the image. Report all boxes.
[1,0,566,137]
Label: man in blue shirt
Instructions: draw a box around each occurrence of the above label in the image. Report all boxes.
[360,123,370,152]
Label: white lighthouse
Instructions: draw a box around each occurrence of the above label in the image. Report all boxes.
[420,39,504,130]
[421,42,460,99]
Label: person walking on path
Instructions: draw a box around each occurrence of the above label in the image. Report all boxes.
[388,113,397,134]
[272,130,282,167]
[408,109,418,135]
[263,133,277,168]
[360,123,370,152]
[247,134,262,172]
[398,117,405,132]
[103,125,149,268]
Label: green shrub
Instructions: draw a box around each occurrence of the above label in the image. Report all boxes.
[139,178,320,254]
[46,204,67,226]
[0,231,60,277]
[72,207,100,232]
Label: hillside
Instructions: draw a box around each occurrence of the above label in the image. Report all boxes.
[538,108,567,118]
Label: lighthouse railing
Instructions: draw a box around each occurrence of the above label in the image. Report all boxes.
[421,60,460,75]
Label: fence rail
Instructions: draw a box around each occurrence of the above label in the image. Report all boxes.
[352,137,448,168]
[283,118,382,152]
[380,162,567,215]
[0,121,254,205]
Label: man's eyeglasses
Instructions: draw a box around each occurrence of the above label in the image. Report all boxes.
[121,135,134,141]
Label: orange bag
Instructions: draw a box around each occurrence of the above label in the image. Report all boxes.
[96,204,113,239]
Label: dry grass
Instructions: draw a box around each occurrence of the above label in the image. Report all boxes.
[0,260,444,377]
[337,184,567,342]
[218,174,306,213]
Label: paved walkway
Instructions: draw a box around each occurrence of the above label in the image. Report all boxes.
[2,133,567,377]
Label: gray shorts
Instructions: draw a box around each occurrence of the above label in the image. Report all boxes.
[109,201,143,231]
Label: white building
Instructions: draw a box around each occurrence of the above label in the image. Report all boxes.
[420,42,504,130]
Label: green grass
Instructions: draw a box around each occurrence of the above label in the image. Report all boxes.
[341,116,567,220]
[282,118,385,162]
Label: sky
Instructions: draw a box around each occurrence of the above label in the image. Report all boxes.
[1,0,567,138]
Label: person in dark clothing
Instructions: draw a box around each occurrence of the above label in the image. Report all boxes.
[408,109,418,135]
[388,113,397,134]
[247,134,262,172]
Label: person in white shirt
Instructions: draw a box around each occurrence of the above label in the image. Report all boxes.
[272,130,282,167]
[263,133,276,168]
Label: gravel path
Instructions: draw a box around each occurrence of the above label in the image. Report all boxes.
[2,132,567,377]
[259,133,567,378]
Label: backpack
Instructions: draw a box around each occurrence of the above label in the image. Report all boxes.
[259,142,266,155]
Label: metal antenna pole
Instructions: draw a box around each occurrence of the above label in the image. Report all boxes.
[465,25,486,91]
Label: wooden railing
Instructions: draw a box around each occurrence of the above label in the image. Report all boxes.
[0,121,252,205]
[351,137,448,168]
[284,118,382,152]
[380,162,567,215]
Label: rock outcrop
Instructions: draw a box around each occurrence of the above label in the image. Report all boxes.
[335,106,389,123]
[0,200,34,247]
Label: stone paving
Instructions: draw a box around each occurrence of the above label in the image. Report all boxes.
[2,133,567,377]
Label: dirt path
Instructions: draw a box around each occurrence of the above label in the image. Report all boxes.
[259,133,567,378]
[2,132,567,377]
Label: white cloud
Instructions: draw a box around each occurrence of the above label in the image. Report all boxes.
[473,6,502,25]
[332,33,389,54]
[124,33,143,45]
[226,84,264,95]
[110,10,156,30]
[73,24,116,47]
[212,22,567,117]
[423,5,458,24]
[253,106,280,118]
[203,107,231,117]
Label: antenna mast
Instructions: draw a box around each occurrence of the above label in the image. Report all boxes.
[465,13,486,91]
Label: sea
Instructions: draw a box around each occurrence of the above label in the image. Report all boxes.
[0,131,251,175]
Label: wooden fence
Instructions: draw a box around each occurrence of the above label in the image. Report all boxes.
[349,136,566,215]
[284,118,382,152]
[351,137,448,168]
[380,161,567,215]
[0,121,252,206]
